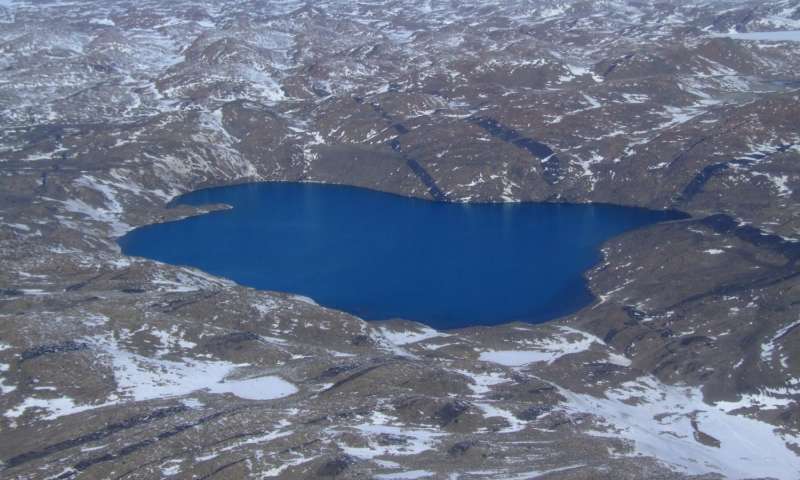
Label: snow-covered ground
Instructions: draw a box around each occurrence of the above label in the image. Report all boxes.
[721,30,800,42]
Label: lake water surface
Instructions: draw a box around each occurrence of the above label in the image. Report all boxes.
[119,183,685,329]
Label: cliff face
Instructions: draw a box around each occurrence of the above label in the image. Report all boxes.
[1,1,800,478]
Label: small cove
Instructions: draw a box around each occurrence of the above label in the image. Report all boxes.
[119,182,686,329]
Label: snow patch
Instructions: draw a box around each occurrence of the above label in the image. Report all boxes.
[377,325,447,346]
[562,376,800,479]
[720,31,800,42]
[479,327,629,366]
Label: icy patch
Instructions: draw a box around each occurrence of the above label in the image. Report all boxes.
[479,349,561,366]
[377,325,447,346]
[253,297,279,316]
[89,17,115,26]
[97,334,296,403]
[334,411,444,460]
[110,354,296,402]
[565,63,603,83]
[704,249,724,255]
[454,369,511,396]
[761,319,800,367]
[5,342,297,421]
[479,327,629,367]
[151,268,233,293]
[70,175,135,237]
[7,223,29,231]
[715,389,797,413]
[60,195,129,238]
[150,326,197,354]
[5,396,102,421]
[371,325,449,358]
[205,375,297,401]
[658,105,707,129]
[720,31,800,42]
[536,4,568,20]
[474,402,526,433]
[752,172,793,198]
[292,294,317,305]
[562,376,800,479]
[573,152,604,190]
[182,397,204,409]
[621,93,649,104]
[160,460,182,477]
[0,361,15,394]
[374,471,434,480]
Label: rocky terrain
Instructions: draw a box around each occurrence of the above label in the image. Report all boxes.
[1,0,800,478]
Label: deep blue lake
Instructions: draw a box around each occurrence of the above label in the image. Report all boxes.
[119,183,684,329]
